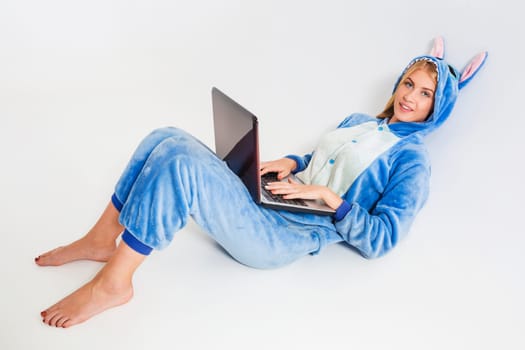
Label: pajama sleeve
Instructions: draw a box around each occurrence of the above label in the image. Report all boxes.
[285,153,312,173]
[334,147,431,259]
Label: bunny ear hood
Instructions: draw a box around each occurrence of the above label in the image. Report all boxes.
[388,37,488,137]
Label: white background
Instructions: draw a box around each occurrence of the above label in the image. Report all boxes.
[1,0,523,349]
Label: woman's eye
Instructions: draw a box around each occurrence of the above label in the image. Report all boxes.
[404,81,413,88]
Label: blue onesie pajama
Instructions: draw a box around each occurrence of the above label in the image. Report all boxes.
[110,46,487,267]
[111,127,342,269]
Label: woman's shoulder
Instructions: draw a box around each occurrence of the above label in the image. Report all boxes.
[390,135,431,168]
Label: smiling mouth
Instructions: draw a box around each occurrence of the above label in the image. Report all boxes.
[399,102,413,112]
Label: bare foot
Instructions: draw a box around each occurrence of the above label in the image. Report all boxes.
[41,274,133,328]
[36,200,124,266]
[35,236,117,266]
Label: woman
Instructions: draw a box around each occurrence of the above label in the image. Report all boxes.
[36,38,487,328]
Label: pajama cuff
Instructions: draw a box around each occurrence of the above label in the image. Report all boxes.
[111,193,124,212]
[285,155,306,173]
[334,200,352,221]
[122,230,153,256]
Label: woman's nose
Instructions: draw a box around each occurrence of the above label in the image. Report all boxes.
[403,91,415,102]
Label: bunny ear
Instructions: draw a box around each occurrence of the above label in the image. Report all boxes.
[430,36,445,59]
[458,51,488,90]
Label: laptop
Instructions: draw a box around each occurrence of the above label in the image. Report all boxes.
[211,87,335,215]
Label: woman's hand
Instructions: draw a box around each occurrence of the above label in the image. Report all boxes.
[260,158,297,180]
[264,178,343,210]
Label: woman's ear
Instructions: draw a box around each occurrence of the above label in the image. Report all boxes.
[459,52,488,90]
[430,36,445,59]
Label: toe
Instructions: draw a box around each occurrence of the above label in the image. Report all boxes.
[62,319,74,328]
[47,313,63,327]
[55,315,70,328]
[42,308,59,326]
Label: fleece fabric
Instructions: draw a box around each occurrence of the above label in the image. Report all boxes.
[113,53,474,265]
[113,127,342,269]
[287,54,467,258]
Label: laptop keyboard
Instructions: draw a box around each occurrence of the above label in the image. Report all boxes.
[261,173,308,206]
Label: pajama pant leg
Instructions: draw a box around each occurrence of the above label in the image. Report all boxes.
[112,127,341,269]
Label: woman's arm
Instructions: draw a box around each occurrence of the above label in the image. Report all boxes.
[261,158,344,210]
[263,178,343,210]
[335,156,430,259]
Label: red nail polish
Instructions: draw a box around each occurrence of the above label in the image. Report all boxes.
[41,311,46,317]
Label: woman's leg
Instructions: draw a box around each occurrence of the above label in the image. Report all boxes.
[115,128,339,269]
[35,202,122,266]
[40,127,340,327]
[41,240,146,328]
[35,128,187,266]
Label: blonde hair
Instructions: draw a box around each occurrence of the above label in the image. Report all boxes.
[377,60,438,119]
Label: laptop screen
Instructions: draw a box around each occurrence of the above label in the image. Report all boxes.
[212,87,261,202]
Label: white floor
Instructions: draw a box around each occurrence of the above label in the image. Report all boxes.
[1,1,524,349]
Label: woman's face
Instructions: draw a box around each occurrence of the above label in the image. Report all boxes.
[390,69,435,123]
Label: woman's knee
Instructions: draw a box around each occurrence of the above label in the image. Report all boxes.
[133,127,185,159]
[146,127,186,143]
[140,127,206,163]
